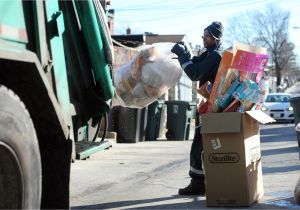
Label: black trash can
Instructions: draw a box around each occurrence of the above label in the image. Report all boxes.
[145,100,165,140]
[290,96,300,146]
[107,106,122,132]
[116,107,147,143]
[165,101,197,140]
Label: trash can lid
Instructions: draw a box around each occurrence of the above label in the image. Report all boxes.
[188,101,197,106]
[149,100,165,107]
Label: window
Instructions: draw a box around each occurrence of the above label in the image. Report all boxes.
[265,95,290,103]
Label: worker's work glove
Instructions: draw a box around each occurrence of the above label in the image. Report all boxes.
[171,43,186,56]
[171,43,191,66]
[176,41,192,58]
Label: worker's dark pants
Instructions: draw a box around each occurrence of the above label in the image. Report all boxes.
[189,111,205,181]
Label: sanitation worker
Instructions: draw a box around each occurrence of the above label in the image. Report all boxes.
[171,21,224,195]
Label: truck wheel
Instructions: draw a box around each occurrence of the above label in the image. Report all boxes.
[0,86,41,209]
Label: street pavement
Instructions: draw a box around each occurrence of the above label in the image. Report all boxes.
[70,82,300,209]
[70,122,300,209]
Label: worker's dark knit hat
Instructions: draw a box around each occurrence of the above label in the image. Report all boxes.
[205,21,223,40]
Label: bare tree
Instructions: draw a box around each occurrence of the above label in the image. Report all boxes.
[225,3,296,87]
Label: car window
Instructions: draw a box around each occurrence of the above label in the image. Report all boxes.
[265,95,290,102]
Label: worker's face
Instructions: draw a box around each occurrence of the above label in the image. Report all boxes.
[202,30,216,48]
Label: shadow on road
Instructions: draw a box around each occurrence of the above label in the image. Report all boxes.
[262,146,300,156]
[260,124,297,143]
[72,195,205,209]
[72,195,296,209]
[263,164,300,174]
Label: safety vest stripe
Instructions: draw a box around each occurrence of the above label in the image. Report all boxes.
[182,61,193,70]
[190,166,204,175]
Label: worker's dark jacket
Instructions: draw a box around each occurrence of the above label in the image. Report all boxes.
[182,46,222,86]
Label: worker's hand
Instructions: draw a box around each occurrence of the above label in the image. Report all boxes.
[171,43,186,56]
[171,43,191,67]
[177,41,190,52]
[177,42,192,57]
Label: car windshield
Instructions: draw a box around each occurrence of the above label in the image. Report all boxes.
[265,94,291,103]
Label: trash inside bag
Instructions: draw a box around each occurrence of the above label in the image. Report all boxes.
[113,42,182,108]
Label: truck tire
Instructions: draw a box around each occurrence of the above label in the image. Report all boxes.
[0,86,41,209]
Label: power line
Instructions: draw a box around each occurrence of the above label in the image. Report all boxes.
[114,0,275,23]
[114,0,197,12]
[114,0,214,23]
[113,0,297,45]
[115,0,273,14]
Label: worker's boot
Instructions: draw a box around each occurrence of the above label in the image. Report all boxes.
[178,178,205,196]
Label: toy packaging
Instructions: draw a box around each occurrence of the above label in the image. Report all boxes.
[202,44,269,114]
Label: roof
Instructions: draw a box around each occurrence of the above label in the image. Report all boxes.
[145,34,185,45]
[111,34,187,48]
[112,34,145,47]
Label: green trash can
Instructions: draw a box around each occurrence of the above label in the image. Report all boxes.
[290,96,300,147]
[145,100,165,140]
[165,100,197,140]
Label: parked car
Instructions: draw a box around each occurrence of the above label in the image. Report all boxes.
[261,93,294,122]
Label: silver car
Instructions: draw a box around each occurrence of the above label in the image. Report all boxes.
[261,93,294,122]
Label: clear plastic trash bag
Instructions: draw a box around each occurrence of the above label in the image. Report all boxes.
[113,42,182,108]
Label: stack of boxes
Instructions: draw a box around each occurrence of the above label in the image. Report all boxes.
[201,43,275,207]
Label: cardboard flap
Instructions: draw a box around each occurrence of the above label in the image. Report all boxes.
[202,112,242,134]
[246,110,275,124]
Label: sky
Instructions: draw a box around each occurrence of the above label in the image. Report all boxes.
[108,0,300,56]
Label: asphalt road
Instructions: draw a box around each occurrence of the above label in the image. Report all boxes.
[70,122,300,209]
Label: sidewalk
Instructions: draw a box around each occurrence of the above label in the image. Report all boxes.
[70,123,300,209]
[285,81,300,96]
[257,123,300,209]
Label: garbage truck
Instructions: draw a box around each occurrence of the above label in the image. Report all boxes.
[0,0,114,208]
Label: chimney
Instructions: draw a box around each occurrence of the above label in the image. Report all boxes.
[126,27,131,35]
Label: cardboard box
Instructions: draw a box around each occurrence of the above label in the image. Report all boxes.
[201,110,275,207]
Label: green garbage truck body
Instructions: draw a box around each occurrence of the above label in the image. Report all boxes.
[0,0,114,208]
